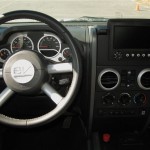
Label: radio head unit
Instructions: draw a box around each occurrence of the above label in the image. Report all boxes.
[108,19,150,60]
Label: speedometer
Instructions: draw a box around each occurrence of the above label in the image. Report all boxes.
[37,34,61,58]
[11,34,34,52]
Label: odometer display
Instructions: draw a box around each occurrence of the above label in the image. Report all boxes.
[38,34,61,58]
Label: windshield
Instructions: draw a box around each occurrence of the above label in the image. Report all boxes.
[0,0,150,20]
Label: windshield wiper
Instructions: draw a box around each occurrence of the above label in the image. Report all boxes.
[60,16,108,22]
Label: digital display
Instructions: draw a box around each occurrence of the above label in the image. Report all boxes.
[114,26,150,49]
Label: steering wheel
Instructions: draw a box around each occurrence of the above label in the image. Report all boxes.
[0,10,82,127]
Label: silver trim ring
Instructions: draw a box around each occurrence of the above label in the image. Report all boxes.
[118,93,131,106]
[98,68,120,91]
[0,48,11,63]
[11,34,34,53]
[37,33,61,59]
[137,69,150,90]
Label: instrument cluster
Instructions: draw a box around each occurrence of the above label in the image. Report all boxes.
[0,32,72,63]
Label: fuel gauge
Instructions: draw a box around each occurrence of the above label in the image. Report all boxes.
[62,47,72,59]
[0,48,11,63]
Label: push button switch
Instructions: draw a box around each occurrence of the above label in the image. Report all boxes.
[103,133,111,143]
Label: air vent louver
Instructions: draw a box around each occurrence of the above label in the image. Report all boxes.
[98,69,120,91]
[138,69,150,90]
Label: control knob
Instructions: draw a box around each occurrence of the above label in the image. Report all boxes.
[134,93,146,106]
[118,93,131,106]
[102,94,115,105]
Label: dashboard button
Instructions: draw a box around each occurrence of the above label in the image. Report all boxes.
[126,54,129,57]
[137,54,140,57]
[131,54,135,57]
[141,110,146,116]
[127,71,132,75]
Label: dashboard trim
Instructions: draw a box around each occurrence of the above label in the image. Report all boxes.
[88,26,97,135]
[10,33,34,52]
[137,68,150,90]
[37,33,62,59]
[97,68,120,91]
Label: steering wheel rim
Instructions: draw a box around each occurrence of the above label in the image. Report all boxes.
[0,10,82,127]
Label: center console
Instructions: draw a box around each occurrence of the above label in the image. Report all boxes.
[92,19,150,131]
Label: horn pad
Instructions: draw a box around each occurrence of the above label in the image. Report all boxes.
[3,50,49,94]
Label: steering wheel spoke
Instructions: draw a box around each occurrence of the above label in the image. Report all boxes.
[41,83,63,104]
[0,87,14,107]
[0,68,3,78]
[47,63,72,74]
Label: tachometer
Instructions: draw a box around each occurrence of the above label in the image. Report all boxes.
[38,34,61,58]
[11,34,34,52]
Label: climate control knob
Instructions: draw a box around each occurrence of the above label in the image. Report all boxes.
[102,94,115,105]
[134,93,146,106]
[118,93,131,106]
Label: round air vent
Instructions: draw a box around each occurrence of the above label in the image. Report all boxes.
[138,69,150,90]
[98,69,120,91]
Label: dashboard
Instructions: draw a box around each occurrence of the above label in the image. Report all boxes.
[1,19,150,133]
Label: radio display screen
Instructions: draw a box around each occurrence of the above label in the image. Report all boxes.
[114,26,150,49]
